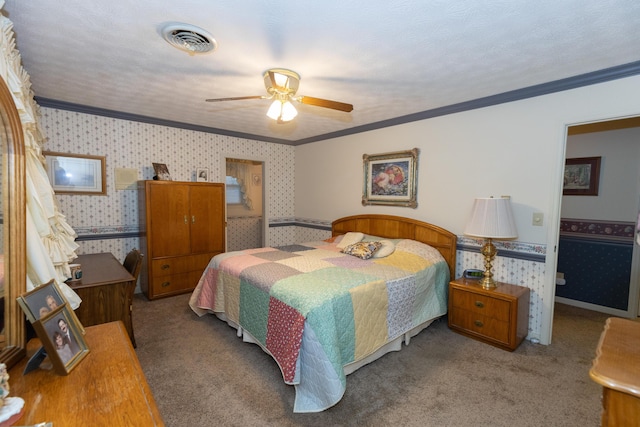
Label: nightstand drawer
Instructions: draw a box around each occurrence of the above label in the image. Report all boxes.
[450,288,511,321]
[449,307,510,344]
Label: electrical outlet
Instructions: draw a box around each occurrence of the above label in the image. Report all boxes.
[532,212,544,226]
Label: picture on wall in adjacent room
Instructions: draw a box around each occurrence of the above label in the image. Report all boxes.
[563,156,601,196]
[362,148,419,208]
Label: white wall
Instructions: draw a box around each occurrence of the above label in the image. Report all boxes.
[563,127,640,221]
[295,74,640,343]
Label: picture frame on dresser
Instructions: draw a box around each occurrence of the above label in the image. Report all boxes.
[563,156,601,196]
[196,168,209,182]
[362,148,419,208]
[43,151,106,195]
[30,305,89,375]
[17,279,66,322]
[152,162,172,181]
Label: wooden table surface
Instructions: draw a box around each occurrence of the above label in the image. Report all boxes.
[9,321,164,426]
[590,317,640,396]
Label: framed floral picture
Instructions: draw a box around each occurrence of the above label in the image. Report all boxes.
[563,156,601,196]
[362,148,419,208]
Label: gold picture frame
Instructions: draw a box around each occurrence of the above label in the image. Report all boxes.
[44,151,106,195]
[362,148,419,208]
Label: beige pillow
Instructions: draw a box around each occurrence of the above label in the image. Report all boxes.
[336,232,365,249]
[372,240,396,258]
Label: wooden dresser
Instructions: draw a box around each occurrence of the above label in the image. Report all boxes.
[590,317,640,426]
[138,180,225,300]
[69,252,137,346]
[448,277,530,351]
[9,321,164,426]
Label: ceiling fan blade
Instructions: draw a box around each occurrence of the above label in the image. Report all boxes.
[298,96,353,112]
[205,96,265,102]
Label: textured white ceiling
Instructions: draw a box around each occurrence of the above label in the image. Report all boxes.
[4,0,640,145]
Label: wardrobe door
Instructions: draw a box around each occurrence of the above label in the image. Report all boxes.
[148,183,191,257]
[189,183,225,254]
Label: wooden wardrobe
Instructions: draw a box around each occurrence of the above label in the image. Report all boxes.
[139,180,225,299]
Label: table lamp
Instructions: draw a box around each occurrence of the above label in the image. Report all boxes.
[463,196,518,289]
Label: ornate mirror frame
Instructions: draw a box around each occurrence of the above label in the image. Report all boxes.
[0,76,27,367]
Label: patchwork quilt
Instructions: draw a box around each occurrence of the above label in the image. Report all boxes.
[189,237,449,412]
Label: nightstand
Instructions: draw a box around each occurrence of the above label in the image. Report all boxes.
[448,277,530,351]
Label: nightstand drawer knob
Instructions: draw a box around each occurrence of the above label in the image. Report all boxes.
[161,264,170,270]
[161,281,171,287]
[474,301,485,308]
[474,320,484,327]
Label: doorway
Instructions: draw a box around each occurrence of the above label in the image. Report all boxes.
[224,158,265,251]
[556,117,640,318]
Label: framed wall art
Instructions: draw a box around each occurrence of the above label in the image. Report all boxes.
[44,152,106,195]
[563,156,601,196]
[362,148,419,208]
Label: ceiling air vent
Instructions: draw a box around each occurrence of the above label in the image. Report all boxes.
[160,23,217,55]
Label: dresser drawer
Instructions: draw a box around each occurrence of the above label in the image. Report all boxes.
[151,270,203,295]
[450,287,511,321]
[449,307,511,344]
[151,252,216,277]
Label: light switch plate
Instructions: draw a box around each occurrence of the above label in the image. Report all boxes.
[532,212,544,226]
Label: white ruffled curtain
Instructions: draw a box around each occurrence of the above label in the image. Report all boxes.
[226,160,253,210]
[0,7,81,308]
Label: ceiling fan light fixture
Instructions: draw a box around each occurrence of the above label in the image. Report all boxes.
[267,100,297,123]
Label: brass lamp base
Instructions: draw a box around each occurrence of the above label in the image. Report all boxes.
[480,238,497,289]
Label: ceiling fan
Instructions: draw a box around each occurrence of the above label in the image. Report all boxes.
[206,68,353,123]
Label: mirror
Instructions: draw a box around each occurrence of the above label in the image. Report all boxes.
[0,76,26,368]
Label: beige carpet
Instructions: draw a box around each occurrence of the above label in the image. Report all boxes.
[133,293,611,427]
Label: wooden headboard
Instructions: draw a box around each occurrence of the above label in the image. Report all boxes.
[332,214,457,279]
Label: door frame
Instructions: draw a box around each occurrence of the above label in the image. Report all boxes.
[221,155,267,250]
[547,115,640,342]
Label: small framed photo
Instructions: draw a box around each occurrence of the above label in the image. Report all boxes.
[563,156,601,196]
[17,279,66,322]
[43,152,106,195]
[196,168,209,182]
[33,305,89,375]
[362,148,419,208]
[153,163,172,181]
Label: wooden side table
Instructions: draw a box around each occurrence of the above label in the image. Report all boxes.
[590,317,640,426]
[68,253,137,346]
[448,277,530,351]
[9,322,163,426]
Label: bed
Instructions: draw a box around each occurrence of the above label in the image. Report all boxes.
[189,214,457,413]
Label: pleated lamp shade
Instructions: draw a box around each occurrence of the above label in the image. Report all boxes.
[464,197,518,239]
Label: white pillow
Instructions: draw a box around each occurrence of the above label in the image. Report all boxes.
[336,232,365,249]
[372,240,396,258]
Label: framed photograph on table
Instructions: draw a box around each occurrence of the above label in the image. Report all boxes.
[43,151,106,195]
[563,156,601,196]
[17,279,66,322]
[32,305,89,375]
[362,148,419,208]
